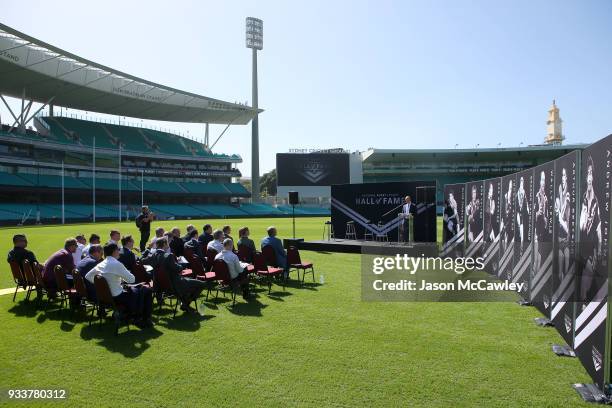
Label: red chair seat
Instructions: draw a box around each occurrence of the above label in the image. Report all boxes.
[181,269,193,277]
[196,271,216,281]
[246,264,255,272]
[257,266,283,277]
[291,262,313,269]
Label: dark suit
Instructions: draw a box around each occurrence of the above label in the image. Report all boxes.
[184,239,204,259]
[198,232,213,248]
[401,202,417,241]
[7,247,37,269]
[118,247,137,272]
[76,257,100,300]
[169,236,184,257]
[142,249,206,305]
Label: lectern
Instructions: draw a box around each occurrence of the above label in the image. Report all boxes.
[397,213,413,244]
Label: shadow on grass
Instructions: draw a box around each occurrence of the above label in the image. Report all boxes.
[227,296,268,317]
[156,311,216,332]
[80,323,164,358]
[7,298,42,318]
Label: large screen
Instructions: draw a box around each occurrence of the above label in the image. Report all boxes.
[331,181,437,243]
[277,153,350,186]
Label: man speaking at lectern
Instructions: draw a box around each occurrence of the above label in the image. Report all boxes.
[402,195,417,241]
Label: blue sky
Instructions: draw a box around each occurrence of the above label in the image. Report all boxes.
[2,0,611,176]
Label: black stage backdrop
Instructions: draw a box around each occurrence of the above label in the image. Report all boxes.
[441,183,465,256]
[530,162,555,316]
[512,168,534,301]
[277,153,350,186]
[330,181,437,242]
[574,135,612,390]
[483,178,501,274]
[497,174,516,280]
[551,150,579,346]
[465,181,484,259]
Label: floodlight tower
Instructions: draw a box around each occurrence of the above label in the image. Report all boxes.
[246,17,263,201]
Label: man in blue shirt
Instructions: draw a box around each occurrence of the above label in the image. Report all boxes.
[261,226,287,276]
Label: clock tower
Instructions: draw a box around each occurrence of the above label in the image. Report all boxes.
[545,100,564,145]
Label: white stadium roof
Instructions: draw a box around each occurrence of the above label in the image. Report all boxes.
[0,23,260,124]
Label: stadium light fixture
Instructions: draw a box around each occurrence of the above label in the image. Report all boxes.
[246,17,263,50]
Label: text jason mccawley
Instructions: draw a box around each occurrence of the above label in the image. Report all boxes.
[370,254,526,293]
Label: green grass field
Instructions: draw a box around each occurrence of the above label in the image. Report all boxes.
[1,217,593,407]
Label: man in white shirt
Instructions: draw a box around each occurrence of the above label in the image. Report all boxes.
[107,230,121,247]
[215,238,250,299]
[149,227,165,249]
[85,243,153,328]
[207,230,225,254]
[73,234,86,264]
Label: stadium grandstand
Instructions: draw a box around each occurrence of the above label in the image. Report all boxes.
[361,142,586,211]
[0,23,328,224]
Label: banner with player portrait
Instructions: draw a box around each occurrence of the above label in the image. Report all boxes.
[482,178,501,274]
[464,181,484,259]
[512,168,533,301]
[530,162,555,316]
[551,150,579,347]
[574,134,612,391]
[441,183,465,257]
[497,174,516,280]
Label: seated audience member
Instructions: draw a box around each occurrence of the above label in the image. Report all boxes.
[118,235,138,272]
[142,238,207,312]
[181,224,196,243]
[108,230,121,247]
[7,234,38,268]
[184,229,204,259]
[85,243,153,328]
[149,227,165,249]
[261,226,288,275]
[169,228,184,256]
[222,225,235,250]
[198,224,214,248]
[42,238,78,292]
[237,227,256,262]
[82,234,100,257]
[215,238,251,299]
[73,234,86,264]
[207,229,225,253]
[77,244,103,301]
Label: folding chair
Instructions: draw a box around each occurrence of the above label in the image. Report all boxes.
[72,270,97,326]
[253,252,284,294]
[152,264,181,317]
[262,245,287,281]
[32,265,54,308]
[192,254,216,300]
[205,248,218,271]
[211,259,248,307]
[54,265,78,316]
[287,246,315,283]
[22,260,39,301]
[183,246,195,260]
[8,261,26,302]
[93,275,129,336]
[132,261,152,285]
[237,245,253,263]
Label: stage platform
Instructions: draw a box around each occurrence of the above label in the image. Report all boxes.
[291,239,438,254]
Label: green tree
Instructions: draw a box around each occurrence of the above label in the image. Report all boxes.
[260,169,277,196]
